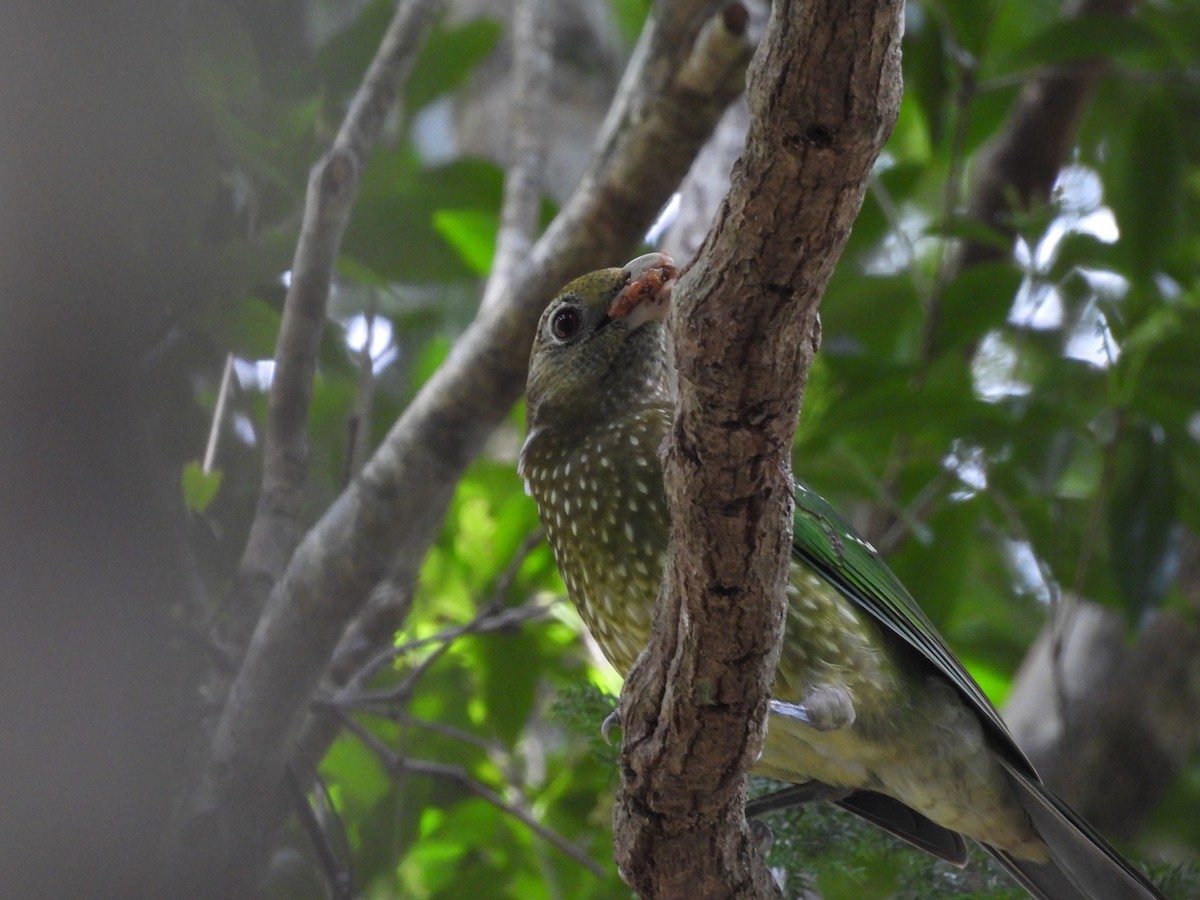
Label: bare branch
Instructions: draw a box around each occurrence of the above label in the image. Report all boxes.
[615,1,904,896]
[331,599,555,711]
[286,768,355,899]
[229,0,442,641]
[480,0,554,311]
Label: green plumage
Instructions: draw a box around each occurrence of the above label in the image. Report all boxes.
[520,254,1164,900]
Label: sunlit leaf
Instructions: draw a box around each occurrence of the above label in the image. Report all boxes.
[181,460,222,514]
[610,0,652,45]
[406,19,503,112]
[479,631,541,745]
[346,153,504,281]
[432,208,498,275]
[321,730,392,812]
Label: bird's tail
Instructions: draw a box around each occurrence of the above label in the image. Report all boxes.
[987,760,1166,900]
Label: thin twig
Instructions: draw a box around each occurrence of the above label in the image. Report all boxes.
[333,529,547,701]
[874,467,957,557]
[335,711,606,878]
[335,599,557,709]
[344,289,381,485]
[394,713,503,755]
[203,353,236,474]
[867,172,930,299]
[480,0,553,312]
[286,765,355,899]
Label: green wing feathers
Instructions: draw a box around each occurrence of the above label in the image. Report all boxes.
[791,480,1033,772]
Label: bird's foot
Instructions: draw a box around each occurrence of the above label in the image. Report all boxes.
[600,708,622,746]
[769,685,856,732]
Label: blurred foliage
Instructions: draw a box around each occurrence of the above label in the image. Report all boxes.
[155,0,1200,896]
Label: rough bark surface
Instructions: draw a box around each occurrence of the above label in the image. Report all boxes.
[614,2,904,897]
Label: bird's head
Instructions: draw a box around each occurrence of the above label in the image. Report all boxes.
[525,252,677,430]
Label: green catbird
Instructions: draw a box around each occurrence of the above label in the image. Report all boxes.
[519,252,1165,899]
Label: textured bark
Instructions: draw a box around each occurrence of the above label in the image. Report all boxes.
[614,2,904,897]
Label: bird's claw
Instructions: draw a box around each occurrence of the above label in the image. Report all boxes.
[601,708,622,745]
[749,818,774,854]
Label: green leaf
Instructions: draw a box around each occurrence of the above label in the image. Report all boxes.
[477,630,540,745]
[890,91,933,166]
[935,262,1024,354]
[346,153,504,281]
[335,254,393,289]
[890,499,981,627]
[321,730,392,812]
[1126,302,1200,426]
[181,460,222,513]
[406,19,503,112]
[1170,432,1200,535]
[318,0,395,95]
[432,208,498,275]
[959,657,1013,709]
[1009,16,1167,68]
[900,8,950,146]
[1109,90,1185,278]
[930,214,1013,252]
[226,296,282,359]
[1107,420,1181,623]
[940,1,995,59]
[609,0,652,45]
[821,272,923,363]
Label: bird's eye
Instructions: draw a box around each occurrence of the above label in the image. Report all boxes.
[550,306,583,341]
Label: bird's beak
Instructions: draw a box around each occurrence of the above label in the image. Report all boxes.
[609,252,676,331]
